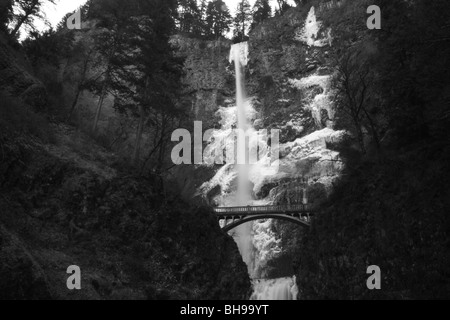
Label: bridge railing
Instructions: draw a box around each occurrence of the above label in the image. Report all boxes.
[213,204,311,216]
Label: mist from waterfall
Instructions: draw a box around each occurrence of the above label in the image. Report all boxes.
[251,277,299,300]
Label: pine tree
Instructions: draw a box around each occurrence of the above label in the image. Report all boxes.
[0,0,13,33]
[233,0,252,42]
[192,0,208,37]
[87,0,185,165]
[9,0,56,38]
[251,0,271,31]
[275,0,291,15]
[205,0,232,39]
[178,0,199,34]
[124,0,184,164]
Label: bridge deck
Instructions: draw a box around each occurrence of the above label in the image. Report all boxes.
[213,204,312,217]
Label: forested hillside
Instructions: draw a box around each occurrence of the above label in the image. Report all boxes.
[1,0,449,301]
[0,0,251,300]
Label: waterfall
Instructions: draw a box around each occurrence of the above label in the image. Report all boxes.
[229,42,255,276]
[229,43,298,300]
[199,25,345,299]
[251,277,299,300]
[230,42,251,205]
[200,42,300,300]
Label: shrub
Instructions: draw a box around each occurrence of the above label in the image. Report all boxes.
[0,91,53,142]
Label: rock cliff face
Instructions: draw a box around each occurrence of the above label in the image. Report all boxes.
[193,0,407,284]
[33,31,234,162]
[246,4,347,200]
[187,4,351,280]
[172,35,234,128]
[247,6,333,139]
[188,5,347,193]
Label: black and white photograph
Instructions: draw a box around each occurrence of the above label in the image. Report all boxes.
[0,0,449,305]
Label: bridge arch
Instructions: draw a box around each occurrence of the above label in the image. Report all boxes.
[221,214,310,232]
[214,205,314,232]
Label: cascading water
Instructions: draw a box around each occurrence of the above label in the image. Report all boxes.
[228,42,299,300]
[201,7,345,301]
[229,42,255,276]
[230,42,250,205]
[251,277,299,300]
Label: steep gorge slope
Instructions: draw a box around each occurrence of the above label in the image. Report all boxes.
[0,32,251,300]
[0,34,47,110]
[0,125,251,300]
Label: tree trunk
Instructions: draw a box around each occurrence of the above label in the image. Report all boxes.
[93,87,106,133]
[363,108,381,151]
[67,86,82,122]
[156,115,167,172]
[242,16,245,40]
[10,15,29,38]
[10,1,39,38]
[66,53,91,123]
[133,104,145,165]
[140,132,164,175]
[356,125,366,154]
